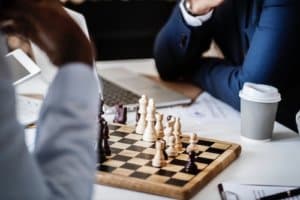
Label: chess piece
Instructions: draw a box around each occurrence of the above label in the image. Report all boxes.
[175,134,183,152]
[98,117,107,163]
[102,120,111,156]
[155,112,164,139]
[167,115,173,121]
[184,151,198,174]
[186,133,198,153]
[143,98,157,142]
[136,95,148,134]
[163,120,174,146]
[166,136,177,157]
[173,117,182,137]
[113,104,127,124]
[161,139,168,160]
[152,140,166,168]
[135,105,140,123]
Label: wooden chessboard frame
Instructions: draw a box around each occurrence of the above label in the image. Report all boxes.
[96,124,241,200]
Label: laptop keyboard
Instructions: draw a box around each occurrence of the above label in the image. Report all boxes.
[101,78,140,107]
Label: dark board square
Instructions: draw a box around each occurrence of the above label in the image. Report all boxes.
[127,145,146,152]
[136,153,154,160]
[120,163,141,170]
[197,140,214,146]
[113,155,132,162]
[110,131,128,137]
[166,178,188,187]
[170,159,187,166]
[119,138,137,144]
[109,125,121,130]
[156,169,176,177]
[98,165,116,172]
[130,171,151,179]
[110,147,123,154]
[196,157,214,165]
[206,147,225,154]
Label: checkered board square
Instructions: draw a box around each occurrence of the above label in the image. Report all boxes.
[96,124,241,200]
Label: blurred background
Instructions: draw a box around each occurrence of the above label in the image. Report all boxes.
[65,0,177,60]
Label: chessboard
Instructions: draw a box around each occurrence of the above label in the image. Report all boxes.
[96,123,242,200]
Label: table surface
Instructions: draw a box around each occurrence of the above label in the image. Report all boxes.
[18,59,300,200]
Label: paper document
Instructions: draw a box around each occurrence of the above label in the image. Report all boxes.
[218,182,300,200]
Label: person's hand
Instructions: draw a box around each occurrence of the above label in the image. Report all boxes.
[185,0,224,16]
[0,0,94,67]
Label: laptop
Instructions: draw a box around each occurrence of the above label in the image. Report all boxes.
[98,67,192,110]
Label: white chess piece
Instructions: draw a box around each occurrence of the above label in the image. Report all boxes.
[175,134,183,152]
[136,95,148,134]
[186,133,198,153]
[143,98,157,142]
[166,136,177,157]
[152,140,166,168]
[155,113,164,139]
[173,117,182,137]
[163,120,174,146]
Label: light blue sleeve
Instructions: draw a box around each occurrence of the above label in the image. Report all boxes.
[0,55,99,199]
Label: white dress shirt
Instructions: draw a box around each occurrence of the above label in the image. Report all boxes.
[179,0,213,27]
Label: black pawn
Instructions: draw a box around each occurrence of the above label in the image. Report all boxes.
[103,120,111,156]
[185,151,198,174]
[167,115,173,121]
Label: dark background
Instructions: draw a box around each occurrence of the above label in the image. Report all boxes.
[66,0,177,60]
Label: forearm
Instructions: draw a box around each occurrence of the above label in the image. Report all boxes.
[35,63,99,200]
[154,4,213,81]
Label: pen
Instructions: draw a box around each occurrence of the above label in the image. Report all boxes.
[259,187,300,200]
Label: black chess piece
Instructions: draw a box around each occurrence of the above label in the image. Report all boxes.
[135,105,140,123]
[102,120,111,156]
[98,117,107,164]
[161,139,168,160]
[113,104,127,124]
[184,151,198,174]
[167,115,173,121]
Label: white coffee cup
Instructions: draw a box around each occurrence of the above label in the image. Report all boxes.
[239,82,281,141]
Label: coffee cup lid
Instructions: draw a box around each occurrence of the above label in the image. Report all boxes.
[239,82,281,103]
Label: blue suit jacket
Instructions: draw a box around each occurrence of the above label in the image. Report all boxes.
[154,0,300,131]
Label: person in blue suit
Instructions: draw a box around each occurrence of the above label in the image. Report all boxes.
[154,0,300,132]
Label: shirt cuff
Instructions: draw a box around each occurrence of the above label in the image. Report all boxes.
[179,0,213,27]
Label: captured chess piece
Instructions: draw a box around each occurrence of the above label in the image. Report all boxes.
[155,112,164,139]
[136,95,148,134]
[143,98,157,142]
[113,104,127,124]
[185,150,198,174]
[152,140,167,168]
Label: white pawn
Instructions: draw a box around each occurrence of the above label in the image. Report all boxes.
[166,136,177,157]
[186,133,198,153]
[173,117,182,137]
[152,140,166,168]
[136,95,148,134]
[155,113,164,139]
[143,99,157,142]
[163,120,174,146]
